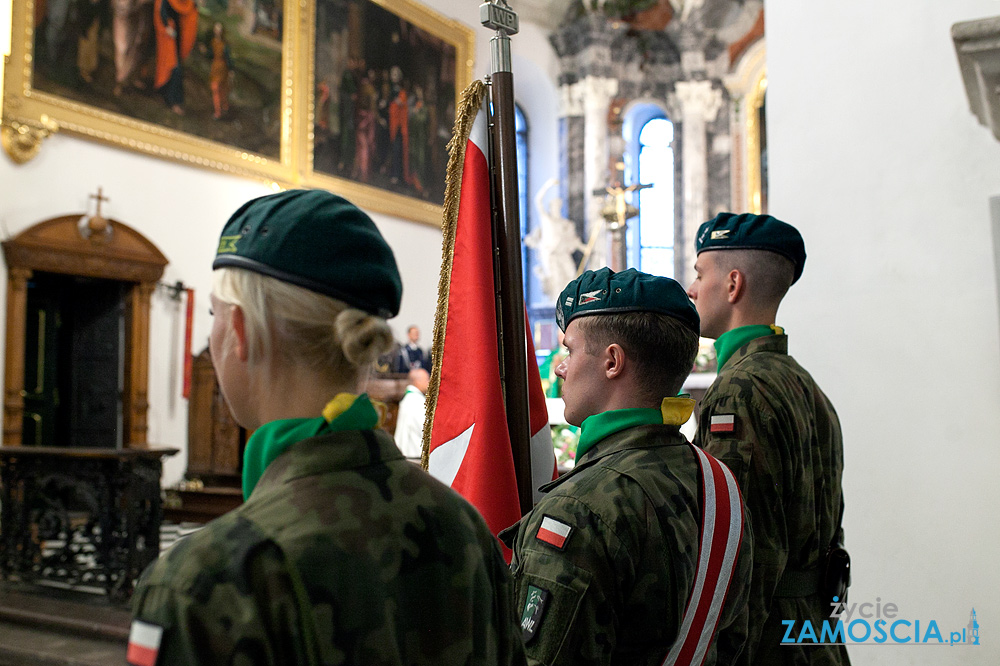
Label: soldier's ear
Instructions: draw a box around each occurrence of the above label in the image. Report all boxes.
[728,269,746,304]
[605,343,626,380]
[230,305,249,362]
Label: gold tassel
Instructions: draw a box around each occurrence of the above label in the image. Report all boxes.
[420,79,488,471]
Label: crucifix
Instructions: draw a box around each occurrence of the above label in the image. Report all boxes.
[90,187,109,215]
[578,177,652,273]
[79,187,113,242]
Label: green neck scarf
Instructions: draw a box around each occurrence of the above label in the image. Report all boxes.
[714,324,784,371]
[576,397,696,460]
[242,393,382,500]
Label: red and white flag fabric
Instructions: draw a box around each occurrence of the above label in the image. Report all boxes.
[422,80,555,558]
[524,311,557,503]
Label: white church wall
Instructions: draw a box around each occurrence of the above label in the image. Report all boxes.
[0,5,557,488]
[512,23,562,204]
[766,0,1000,661]
[0,135,268,485]
[421,0,562,208]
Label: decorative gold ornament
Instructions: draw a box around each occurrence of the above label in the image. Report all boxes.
[1,115,59,164]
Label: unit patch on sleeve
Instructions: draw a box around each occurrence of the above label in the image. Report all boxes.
[520,584,551,643]
[535,515,572,550]
[709,414,737,434]
[126,620,164,666]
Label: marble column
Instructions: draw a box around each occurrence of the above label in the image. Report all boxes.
[559,80,586,241]
[581,75,619,271]
[672,79,722,286]
[953,16,1000,142]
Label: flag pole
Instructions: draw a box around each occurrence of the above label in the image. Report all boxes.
[481,1,533,516]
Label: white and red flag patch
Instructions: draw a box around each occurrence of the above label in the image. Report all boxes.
[709,414,736,433]
[536,516,573,550]
[126,620,163,666]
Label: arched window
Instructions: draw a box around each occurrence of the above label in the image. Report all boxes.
[515,104,529,239]
[515,103,543,313]
[623,104,675,278]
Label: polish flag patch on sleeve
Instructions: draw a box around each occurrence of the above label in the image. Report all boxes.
[710,414,736,433]
[536,515,572,550]
[127,620,164,666]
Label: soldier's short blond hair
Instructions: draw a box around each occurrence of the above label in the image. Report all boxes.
[717,249,795,306]
[213,267,393,385]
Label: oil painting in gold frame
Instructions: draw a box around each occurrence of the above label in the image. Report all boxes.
[304,0,474,227]
[3,0,299,182]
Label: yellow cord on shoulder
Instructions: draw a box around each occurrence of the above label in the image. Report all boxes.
[322,393,387,427]
[661,397,696,426]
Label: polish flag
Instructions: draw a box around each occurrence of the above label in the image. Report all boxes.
[536,516,572,549]
[709,414,735,433]
[425,84,556,559]
[126,620,163,666]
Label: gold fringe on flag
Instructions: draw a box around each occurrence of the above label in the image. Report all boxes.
[420,78,488,471]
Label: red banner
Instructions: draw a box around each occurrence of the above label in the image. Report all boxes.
[182,288,194,399]
[425,83,555,558]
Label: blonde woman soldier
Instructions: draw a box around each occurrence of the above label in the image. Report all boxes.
[128,190,525,666]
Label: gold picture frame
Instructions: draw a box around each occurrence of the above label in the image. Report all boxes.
[302,0,474,227]
[3,0,299,182]
[2,0,473,225]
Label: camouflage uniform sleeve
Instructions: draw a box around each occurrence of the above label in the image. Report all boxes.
[511,495,634,666]
[131,539,320,666]
[695,373,794,662]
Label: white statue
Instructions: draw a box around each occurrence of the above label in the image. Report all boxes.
[526,178,585,302]
[669,0,705,22]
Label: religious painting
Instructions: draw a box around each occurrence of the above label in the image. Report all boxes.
[306,0,474,226]
[3,0,297,181]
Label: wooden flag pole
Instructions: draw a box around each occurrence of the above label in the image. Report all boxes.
[482,1,533,516]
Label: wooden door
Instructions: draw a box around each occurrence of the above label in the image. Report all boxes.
[67,278,125,448]
[22,273,126,448]
[22,284,60,446]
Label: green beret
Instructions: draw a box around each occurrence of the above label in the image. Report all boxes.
[213,189,402,318]
[695,213,806,283]
[556,267,699,335]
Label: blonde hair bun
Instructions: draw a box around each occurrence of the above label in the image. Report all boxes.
[335,309,394,368]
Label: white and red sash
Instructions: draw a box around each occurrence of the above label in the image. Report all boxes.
[662,445,745,666]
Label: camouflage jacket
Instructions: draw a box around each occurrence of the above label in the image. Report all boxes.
[501,423,751,666]
[132,428,526,666]
[695,334,849,666]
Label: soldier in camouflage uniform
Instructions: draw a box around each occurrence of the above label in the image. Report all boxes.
[500,267,751,666]
[688,213,850,666]
[129,190,525,666]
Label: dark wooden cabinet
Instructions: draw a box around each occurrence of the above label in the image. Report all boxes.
[164,349,246,524]
[186,349,245,484]
[169,352,412,524]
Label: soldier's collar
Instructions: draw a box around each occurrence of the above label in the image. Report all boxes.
[242,393,385,499]
[714,324,784,370]
[575,397,695,462]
